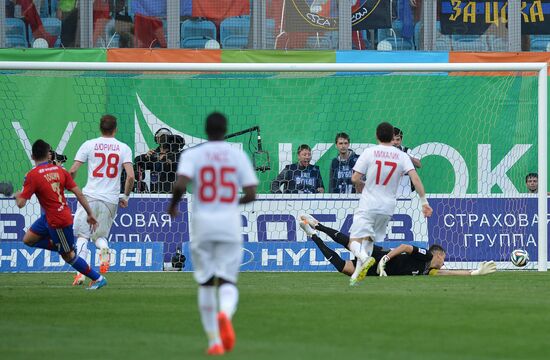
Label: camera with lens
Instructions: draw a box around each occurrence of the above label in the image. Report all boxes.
[171,247,186,270]
[158,134,185,154]
[49,150,67,165]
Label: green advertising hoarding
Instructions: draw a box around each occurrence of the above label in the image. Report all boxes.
[0,71,538,194]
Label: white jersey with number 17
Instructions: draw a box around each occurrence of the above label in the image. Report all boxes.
[74,137,133,205]
[353,144,414,216]
[177,141,258,243]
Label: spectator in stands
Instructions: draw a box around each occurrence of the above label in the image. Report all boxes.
[8,0,57,47]
[526,173,538,193]
[57,0,79,47]
[112,0,134,47]
[271,144,324,194]
[134,128,185,194]
[392,127,421,196]
[131,0,194,48]
[92,0,111,46]
[329,132,359,194]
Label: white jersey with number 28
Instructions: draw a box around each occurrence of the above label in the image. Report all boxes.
[177,141,258,243]
[74,137,133,205]
[353,144,414,216]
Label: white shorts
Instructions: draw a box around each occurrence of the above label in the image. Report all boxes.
[349,212,391,242]
[190,240,243,284]
[74,197,117,240]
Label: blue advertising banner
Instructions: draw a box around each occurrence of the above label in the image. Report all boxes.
[427,197,542,261]
[0,242,164,272]
[181,240,428,272]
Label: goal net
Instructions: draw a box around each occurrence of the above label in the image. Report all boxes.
[0,62,547,273]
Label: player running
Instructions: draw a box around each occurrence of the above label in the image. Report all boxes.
[300,214,497,277]
[69,114,134,285]
[15,139,107,289]
[348,122,433,286]
[168,112,258,355]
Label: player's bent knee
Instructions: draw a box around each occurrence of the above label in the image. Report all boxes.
[61,250,76,263]
[342,261,355,276]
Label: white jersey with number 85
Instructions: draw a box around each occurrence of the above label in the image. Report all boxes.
[74,137,133,205]
[177,141,258,243]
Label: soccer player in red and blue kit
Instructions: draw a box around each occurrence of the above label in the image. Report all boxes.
[15,139,107,290]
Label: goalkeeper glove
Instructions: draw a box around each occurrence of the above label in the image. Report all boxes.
[471,261,497,276]
[377,255,390,277]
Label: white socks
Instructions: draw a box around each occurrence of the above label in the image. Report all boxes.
[361,240,374,258]
[198,286,221,347]
[76,237,89,262]
[349,240,368,263]
[219,283,239,319]
[95,237,110,263]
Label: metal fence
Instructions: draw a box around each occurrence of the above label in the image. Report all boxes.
[0,1,545,51]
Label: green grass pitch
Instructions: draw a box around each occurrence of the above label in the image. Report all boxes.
[1,272,549,360]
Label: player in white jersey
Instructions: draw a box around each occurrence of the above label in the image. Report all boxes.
[69,115,135,285]
[168,112,257,356]
[348,122,432,286]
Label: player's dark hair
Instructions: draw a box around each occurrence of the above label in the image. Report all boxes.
[335,132,350,144]
[297,144,311,154]
[376,122,394,143]
[526,172,538,182]
[100,114,117,135]
[32,139,51,160]
[393,127,403,138]
[428,244,446,255]
[205,112,227,140]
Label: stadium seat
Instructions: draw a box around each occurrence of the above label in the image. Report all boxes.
[6,35,28,48]
[487,35,508,51]
[305,34,332,49]
[220,15,250,49]
[377,20,414,50]
[180,19,217,49]
[6,18,27,38]
[38,0,51,17]
[266,18,276,49]
[451,35,489,51]
[28,17,62,47]
[530,35,550,51]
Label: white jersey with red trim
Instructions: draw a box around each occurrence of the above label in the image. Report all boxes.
[74,137,132,204]
[177,141,258,242]
[353,144,414,216]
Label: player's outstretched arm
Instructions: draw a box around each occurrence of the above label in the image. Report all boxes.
[119,162,135,208]
[351,171,365,193]
[68,161,84,179]
[69,186,98,229]
[408,170,432,218]
[432,261,497,276]
[239,185,257,205]
[168,175,190,218]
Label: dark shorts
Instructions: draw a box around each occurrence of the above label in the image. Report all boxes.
[29,214,75,254]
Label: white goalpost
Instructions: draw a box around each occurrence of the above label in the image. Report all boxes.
[0,61,547,272]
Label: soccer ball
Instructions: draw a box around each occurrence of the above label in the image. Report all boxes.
[510,249,529,267]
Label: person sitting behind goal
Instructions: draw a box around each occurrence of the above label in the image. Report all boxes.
[271,144,324,194]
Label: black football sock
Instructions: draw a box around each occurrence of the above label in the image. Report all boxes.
[311,234,345,272]
[315,223,350,248]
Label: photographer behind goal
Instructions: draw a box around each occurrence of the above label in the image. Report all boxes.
[134,128,185,194]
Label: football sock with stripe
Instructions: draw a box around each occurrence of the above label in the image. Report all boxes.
[311,234,346,272]
[68,255,100,281]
